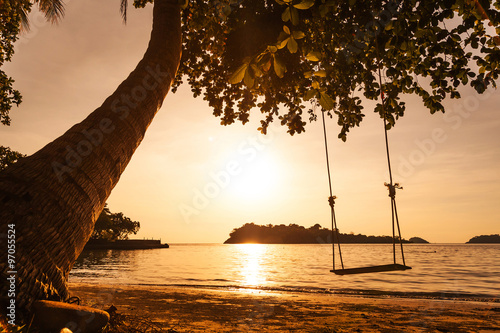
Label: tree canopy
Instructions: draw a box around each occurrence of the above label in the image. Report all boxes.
[0,146,25,171]
[3,1,500,139]
[91,204,141,241]
[0,0,29,125]
[165,0,500,139]
[0,0,64,126]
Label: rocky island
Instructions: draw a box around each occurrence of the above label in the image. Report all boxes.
[466,234,500,243]
[224,223,428,244]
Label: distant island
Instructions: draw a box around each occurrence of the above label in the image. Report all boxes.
[224,223,428,244]
[409,237,429,244]
[466,234,500,244]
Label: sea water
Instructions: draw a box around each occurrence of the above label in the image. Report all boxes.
[70,243,500,299]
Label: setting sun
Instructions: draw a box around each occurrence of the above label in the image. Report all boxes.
[227,152,281,202]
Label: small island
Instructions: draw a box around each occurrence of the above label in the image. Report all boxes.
[409,237,429,244]
[224,223,428,244]
[466,234,500,244]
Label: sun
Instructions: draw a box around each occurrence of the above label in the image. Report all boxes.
[226,151,281,202]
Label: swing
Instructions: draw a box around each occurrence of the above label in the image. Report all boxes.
[321,71,411,276]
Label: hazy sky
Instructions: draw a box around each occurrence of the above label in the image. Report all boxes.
[2,0,499,243]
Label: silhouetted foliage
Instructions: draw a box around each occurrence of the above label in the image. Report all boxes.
[0,0,29,125]
[4,1,500,137]
[91,204,140,241]
[409,237,429,244]
[224,222,412,244]
[0,146,25,171]
[162,0,500,139]
[0,0,66,124]
[466,234,500,243]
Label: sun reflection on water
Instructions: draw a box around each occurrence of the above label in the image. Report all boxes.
[235,244,268,287]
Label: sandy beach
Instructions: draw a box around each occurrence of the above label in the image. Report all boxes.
[69,283,499,332]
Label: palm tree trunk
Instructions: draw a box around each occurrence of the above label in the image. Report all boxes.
[0,0,181,316]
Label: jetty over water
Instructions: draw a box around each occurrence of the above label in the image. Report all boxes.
[84,239,169,250]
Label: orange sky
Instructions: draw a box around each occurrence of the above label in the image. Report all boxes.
[2,0,499,243]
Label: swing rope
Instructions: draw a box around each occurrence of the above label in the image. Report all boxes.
[321,110,344,270]
[321,8,410,274]
[320,68,409,274]
[377,65,407,267]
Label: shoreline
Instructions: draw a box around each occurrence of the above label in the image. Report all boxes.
[69,280,499,303]
[69,282,500,332]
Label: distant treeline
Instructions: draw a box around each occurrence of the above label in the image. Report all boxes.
[466,234,500,243]
[223,223,418,244]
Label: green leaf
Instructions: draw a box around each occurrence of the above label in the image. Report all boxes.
[314,70,327,77]
[304,71,313,78]
[283,25,291,35]
[290,7,299,25]
[244,68,255,88]
[251,64,263,77]
[293,0,315,10]
[277,37,289,49]
[262,59,272,72]
[287,37,298,53]
[304,89,318,100]
[273,55,286,78]
[281,7,291,22]
[305,51,322,61]
[319,92,335,110]
[292,30,306,39]
[268,45,278,53]
[229,63,248,84]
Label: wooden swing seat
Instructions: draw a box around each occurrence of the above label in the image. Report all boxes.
[331,263,411,275]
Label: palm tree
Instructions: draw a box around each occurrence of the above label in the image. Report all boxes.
[0,0,181,316]
[20,0,65,31]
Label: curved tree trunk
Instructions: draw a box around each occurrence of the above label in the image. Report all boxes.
[0,0,181,316]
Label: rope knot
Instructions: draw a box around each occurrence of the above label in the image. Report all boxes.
[328,195,337,208]
[384,182,402,198]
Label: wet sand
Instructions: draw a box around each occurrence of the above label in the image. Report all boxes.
[70,283,500,332]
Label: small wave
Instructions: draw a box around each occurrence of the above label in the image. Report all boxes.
[132,282,498,302]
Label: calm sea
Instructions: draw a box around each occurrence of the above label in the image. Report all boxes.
[70,244,499,299]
